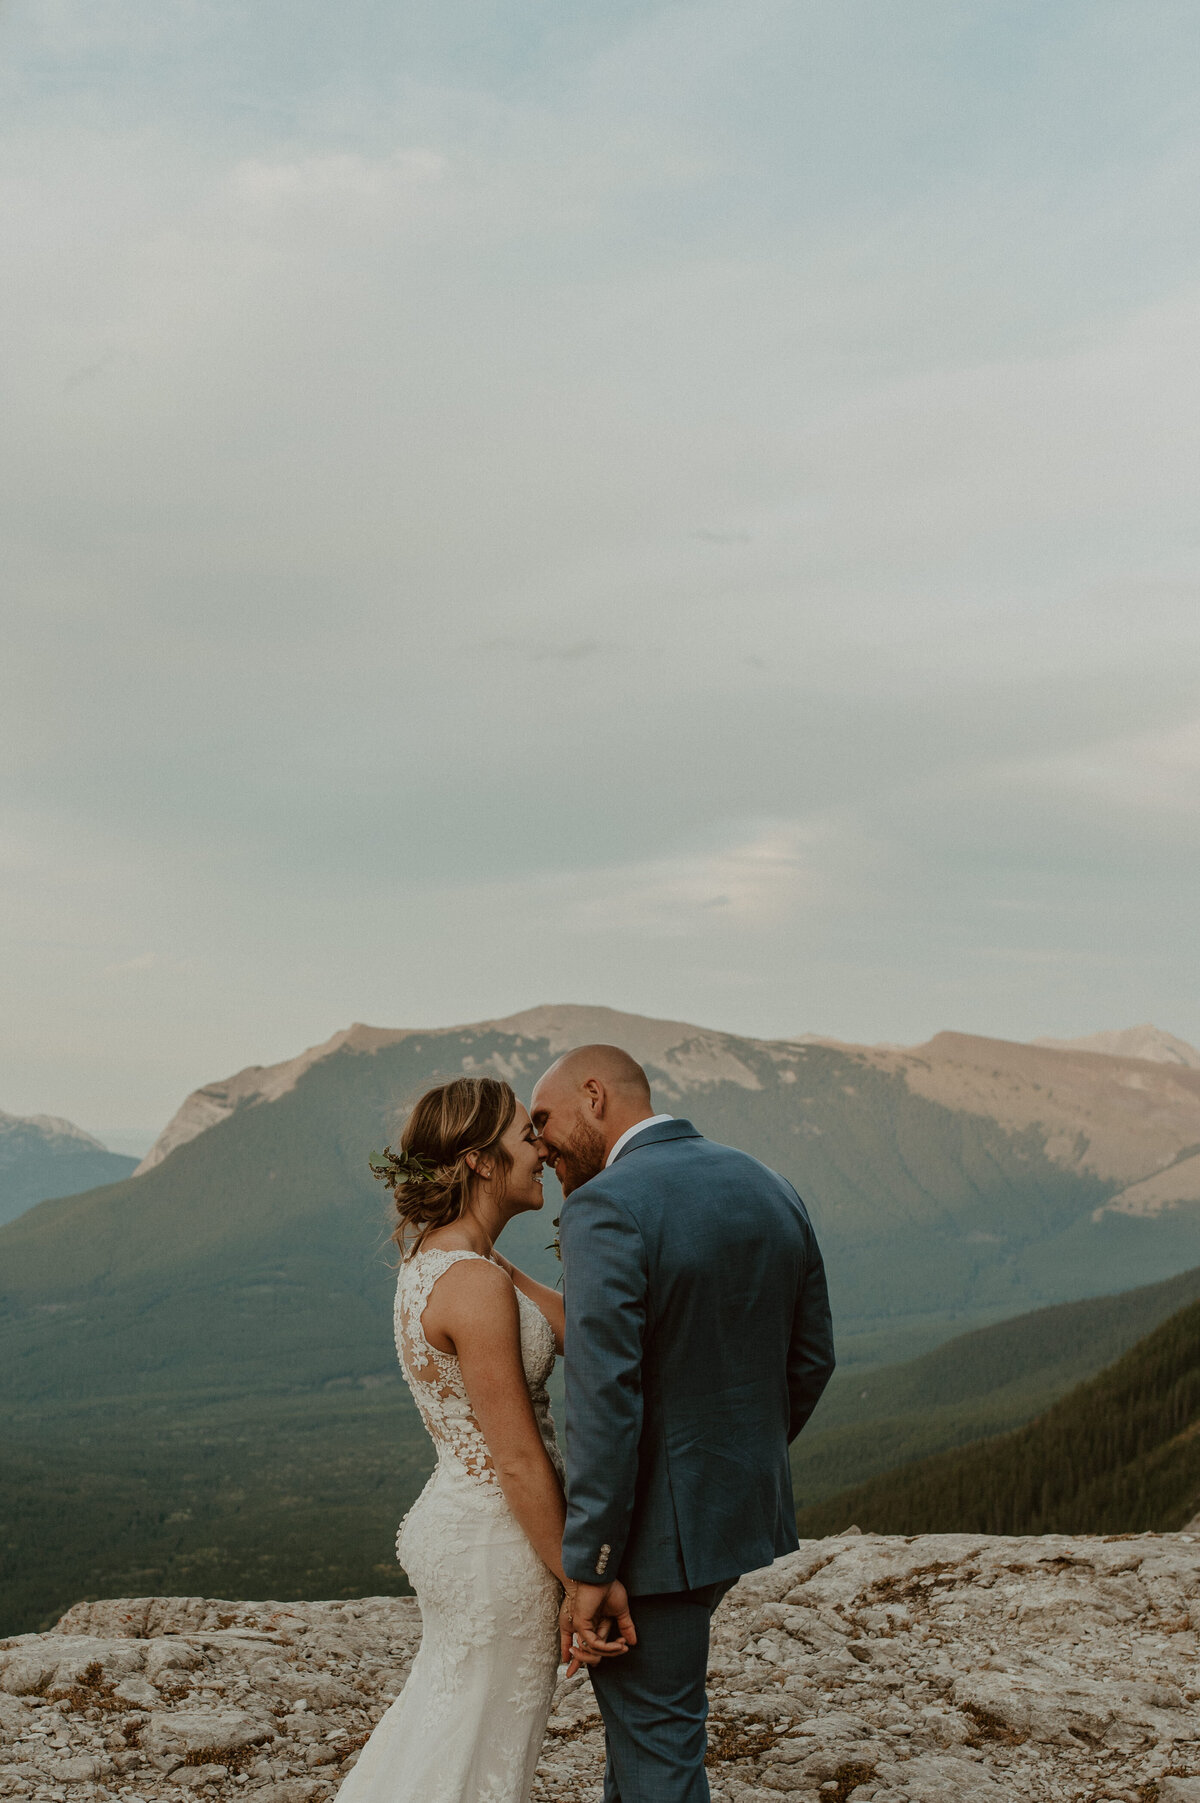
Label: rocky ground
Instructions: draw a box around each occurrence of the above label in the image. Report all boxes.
[2,1532,1200,1802]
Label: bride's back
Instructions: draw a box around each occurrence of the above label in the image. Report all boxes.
[395,1247,562,1499]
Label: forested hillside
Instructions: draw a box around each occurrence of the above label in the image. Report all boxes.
[797,1294,1200,1536]
[792,1259,1200,1504]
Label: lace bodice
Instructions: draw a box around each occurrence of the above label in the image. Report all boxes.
[394,1249,563,1502]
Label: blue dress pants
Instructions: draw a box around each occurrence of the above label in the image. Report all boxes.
[588,1581,733,1803]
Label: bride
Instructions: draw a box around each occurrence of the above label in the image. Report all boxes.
[335,1075,629,1803]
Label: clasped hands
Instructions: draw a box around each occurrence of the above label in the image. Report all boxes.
[559,1579,637,1678]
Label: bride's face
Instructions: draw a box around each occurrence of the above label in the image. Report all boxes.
[496,1104,546,1215]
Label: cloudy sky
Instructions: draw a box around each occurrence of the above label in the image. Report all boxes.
[3,0,1199,1137]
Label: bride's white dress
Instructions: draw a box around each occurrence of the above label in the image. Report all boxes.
[335,1248,564,1803]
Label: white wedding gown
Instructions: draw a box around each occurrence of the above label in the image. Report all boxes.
[335,1249,564,1803]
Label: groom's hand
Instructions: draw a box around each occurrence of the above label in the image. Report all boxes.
[570,1579,637,1660]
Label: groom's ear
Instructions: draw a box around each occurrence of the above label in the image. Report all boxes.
[582,1077,607,1117]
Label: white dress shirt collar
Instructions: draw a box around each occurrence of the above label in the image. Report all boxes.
[605,1114,675,1169]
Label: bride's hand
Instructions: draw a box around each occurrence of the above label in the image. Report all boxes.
[560,1594,597,1676]
[559,1594,578,1671]
[559,1593,598,1676]
[559,1591,623,1676]
[561,1581,634,1675]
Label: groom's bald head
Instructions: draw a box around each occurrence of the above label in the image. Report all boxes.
[530,1044,653,1195]
[542,1043,652,1103]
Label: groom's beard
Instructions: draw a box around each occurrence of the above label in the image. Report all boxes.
[552,1117,608,1196]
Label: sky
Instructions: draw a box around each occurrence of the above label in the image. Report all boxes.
[3,0,1199,1138]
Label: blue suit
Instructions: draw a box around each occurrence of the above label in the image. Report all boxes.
[560,1118,834,1802]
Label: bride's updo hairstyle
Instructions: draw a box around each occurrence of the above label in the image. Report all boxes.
[372,1076,518,1257]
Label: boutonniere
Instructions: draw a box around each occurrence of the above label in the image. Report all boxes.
[546,1215,561,1261]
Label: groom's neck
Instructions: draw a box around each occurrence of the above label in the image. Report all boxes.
[600,1104,656,1160]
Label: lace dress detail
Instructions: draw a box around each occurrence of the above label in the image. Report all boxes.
[334,1250,564,1803]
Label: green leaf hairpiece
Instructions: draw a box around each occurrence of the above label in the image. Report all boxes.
[369,1145,439,1191]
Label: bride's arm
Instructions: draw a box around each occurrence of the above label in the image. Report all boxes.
[490,1250,565,1354]
[432,1261,627,1669]
[430,1261,569,1579]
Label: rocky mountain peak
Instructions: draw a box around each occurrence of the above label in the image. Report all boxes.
[1033,1024,1200,1068]
[0,1112,138,1229]
[133,1024,413,1175]
[0,1111,107,1153]
[133,1004,795,1175]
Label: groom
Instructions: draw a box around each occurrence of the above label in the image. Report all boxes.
[530,1044,835,1803]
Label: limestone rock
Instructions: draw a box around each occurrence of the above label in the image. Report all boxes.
[142,1705,275,1769]
[144,1638,204,1679]
[0,1651,58,1695]
[113,1673,161,1707]
[45,1752,108,1781]
[0,1695,29,1735]
[873,1750,1010,1800]
[254,1781,334,1803]
[1,1537,1198,1801]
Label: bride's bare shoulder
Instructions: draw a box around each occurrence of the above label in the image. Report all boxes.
[421,1248,514,1309]
[411,1251,516,1358]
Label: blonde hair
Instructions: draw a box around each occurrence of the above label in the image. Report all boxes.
[376,1076,517,1257]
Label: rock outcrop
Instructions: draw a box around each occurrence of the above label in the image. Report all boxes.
[2,1533,1199,1802]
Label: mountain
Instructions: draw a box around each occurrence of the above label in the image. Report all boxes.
[130,1024,403,1175]
[1033,1023,1200,1068]
[8,999,1200,1401]
[0,1110,136,1228]
[796,1290,1200,1537]
[6,1002,1200,1632]
[791,1259,1200,1505]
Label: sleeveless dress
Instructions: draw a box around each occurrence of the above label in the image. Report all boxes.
[334,1248,565,1803]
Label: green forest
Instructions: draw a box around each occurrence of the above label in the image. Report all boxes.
[790,1260,1200,1504]
[798,1293,1200,1537]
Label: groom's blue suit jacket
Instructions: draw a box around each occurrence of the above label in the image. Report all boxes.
[559,1118,835,1595]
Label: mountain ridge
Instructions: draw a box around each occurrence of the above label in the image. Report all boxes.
[1033,1023,1200,1068]
[133,1005,1200,1199]
[7,1006,1200,1407]
[0,1109,137,1229]
[133,1004,793,1173]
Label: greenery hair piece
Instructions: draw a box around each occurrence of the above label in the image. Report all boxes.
[369,1145,439,1193]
